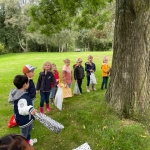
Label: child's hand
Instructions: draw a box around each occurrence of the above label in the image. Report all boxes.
[57,84,62,88]
[31,109,37,115]
[64,83,68,88]
[36,90,39,94]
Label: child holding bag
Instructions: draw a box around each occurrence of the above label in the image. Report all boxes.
[49,63,59,104]
[36,61,56,114]
[73,58,85,94]
[62,58,73,88]
[85,55,96,92]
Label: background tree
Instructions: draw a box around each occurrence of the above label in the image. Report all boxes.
[106,0,150,120]
[0,0,114,53]
[28,0,113,39]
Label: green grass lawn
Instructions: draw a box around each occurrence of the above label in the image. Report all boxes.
[0,51,150,150]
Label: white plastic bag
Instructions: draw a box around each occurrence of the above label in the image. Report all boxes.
[73,142,91,150]
[73,82,81,95]
[90,73,97,84]
[54,87,63,110]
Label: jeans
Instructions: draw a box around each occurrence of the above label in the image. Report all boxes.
[21,123,32,141]
[40,90,50,107]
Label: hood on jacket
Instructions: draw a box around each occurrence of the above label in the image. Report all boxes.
[8,88,26,104]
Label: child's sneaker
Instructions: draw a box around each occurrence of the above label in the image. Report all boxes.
[86,89,90,92]
[30,138,37,146]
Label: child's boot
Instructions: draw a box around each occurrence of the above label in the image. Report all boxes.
[92,84,96,91]
[86,86,90,92]
[40,107,44,114]
[46,103,51,112]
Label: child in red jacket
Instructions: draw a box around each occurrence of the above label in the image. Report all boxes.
[49,63,59,104]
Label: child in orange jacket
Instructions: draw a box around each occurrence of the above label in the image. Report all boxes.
[101,57,111,89]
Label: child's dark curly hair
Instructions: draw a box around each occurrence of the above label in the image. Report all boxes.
[0,134,28,150]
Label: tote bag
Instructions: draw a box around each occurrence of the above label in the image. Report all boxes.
[8,114,18,128]
[63,87,73,98]
[73,82,80,95]
[90,73,97,84]
[54,87,63,110]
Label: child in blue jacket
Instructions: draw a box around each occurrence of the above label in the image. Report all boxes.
[9,75,37,146]
[85,55,96,92]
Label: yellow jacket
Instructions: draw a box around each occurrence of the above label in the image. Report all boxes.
[101,63,110,77]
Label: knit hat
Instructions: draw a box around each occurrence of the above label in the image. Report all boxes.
[76,58,82,63]
[22,64,37,74]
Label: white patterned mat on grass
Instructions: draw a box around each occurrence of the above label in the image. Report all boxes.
[73,142,91,150]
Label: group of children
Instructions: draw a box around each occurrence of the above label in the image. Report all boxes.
[8,55,110,147]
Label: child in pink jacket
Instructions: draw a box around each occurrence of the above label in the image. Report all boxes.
[62,58,73,88]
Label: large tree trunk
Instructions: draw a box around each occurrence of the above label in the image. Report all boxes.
[105,0,150,119]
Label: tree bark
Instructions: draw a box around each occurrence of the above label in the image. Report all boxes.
[61,46,64,52]
[46,40,48,52]
[105,0,150,119]
[59,46,61,52]
[18,33,27,52]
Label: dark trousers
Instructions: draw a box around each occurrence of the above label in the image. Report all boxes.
[101,77,109,89]
[77,79,82,93]
[86,76,90,86]
[40,90,50,107]
[21,123,32,141]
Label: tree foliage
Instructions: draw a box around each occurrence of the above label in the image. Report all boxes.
[29,0,113,35]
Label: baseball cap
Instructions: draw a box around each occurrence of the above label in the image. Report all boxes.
[22,64,37,74]
[76,58,82,63]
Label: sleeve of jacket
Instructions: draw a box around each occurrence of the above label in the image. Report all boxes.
[18,98,34,115]
[71,71,73,81]
[102,65,108,73]
[62,70,67,83]
[82,66,85,78]
[93,63,96,72]
[51,73,57,87]
[36,73,42,90]
[27,80,36,99]
[85,63,88,71]
[74,67,77,80]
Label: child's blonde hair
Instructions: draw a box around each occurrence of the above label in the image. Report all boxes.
[51,63,56,73]
[63,58,70,63]
[88,55,93,59]
[103,56,108,63]
[42,61,52,71]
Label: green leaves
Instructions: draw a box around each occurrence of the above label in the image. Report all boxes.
[28,0,114,36]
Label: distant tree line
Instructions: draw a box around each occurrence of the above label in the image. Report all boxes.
[0,0,114,54]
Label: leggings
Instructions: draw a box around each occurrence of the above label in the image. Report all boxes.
[77,79,82,93]
[86,76,90,86]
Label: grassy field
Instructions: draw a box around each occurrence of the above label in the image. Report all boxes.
[0,51,150,150]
